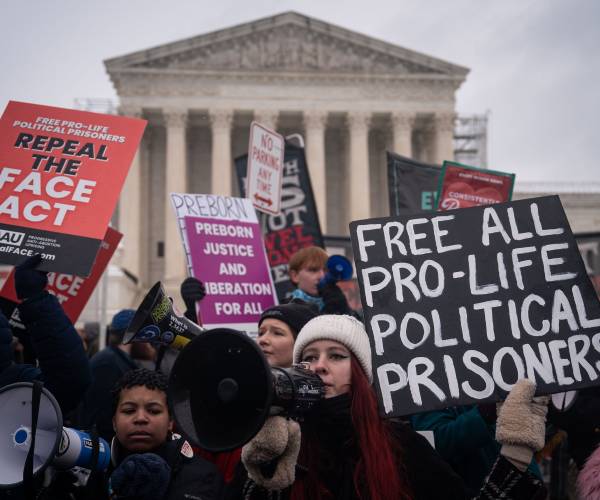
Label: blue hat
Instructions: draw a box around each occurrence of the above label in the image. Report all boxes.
[111,309,135,332]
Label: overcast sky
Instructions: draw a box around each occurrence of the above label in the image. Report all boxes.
[1,0,598,185]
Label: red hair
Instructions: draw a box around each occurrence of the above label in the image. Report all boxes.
[290,355,412,500]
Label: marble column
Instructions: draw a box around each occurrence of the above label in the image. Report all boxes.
[391,112,416,158]
[433,113,455,164]
[303,110,328,232]
[117,105,143,280]
[163,109,188,289]
[347,111,372,223]
[253,109,279,131]
[209,109,234,196]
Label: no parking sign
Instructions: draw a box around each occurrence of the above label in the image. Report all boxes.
[246,121,284,215]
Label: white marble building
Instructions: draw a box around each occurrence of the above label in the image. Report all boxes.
[97,11,599,315]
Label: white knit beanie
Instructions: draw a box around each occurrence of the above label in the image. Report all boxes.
[293,315,372,383]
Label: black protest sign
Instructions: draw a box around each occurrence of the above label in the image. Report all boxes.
[350,195,600,417]
[387,152,440,216]
[235,142,324,301]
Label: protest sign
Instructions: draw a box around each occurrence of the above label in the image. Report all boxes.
[0,101,146,275]
[387,152,440,216]
[184,211,277,334]
[170,193,257,276]
[350,195,600,417]
[246,122,284,215]
[436,161,515,211]
[235,142,324,301]
[0,227,122,324]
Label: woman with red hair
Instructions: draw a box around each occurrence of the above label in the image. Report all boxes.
[226,315,547,500]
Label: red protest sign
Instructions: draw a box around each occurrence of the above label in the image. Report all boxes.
[0,226,122,323]
[0,101,145,275]
[436,161,515,211]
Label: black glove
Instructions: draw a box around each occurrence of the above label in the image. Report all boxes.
[478,402,498,425]
[180,277,206,310]
[109,453,171,500]
[319,282,351,315]
[180,277,206,323]
[15,254,48,301]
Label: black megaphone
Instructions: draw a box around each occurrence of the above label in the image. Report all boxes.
[124,281,205,350]
[168,328,324,452]
[0,383,110,489]
[319,254,353,288]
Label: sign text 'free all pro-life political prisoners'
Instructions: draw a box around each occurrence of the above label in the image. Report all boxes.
[350,196,600,416]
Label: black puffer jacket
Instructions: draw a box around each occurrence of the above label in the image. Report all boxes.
[0,292,91,414]
[0,293,91,499]
[108,437,224,500]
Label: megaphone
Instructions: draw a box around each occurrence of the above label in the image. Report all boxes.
[0,382,110,489]
[319,254,353,288]
[169,328,324,452]
[124,281,205,350]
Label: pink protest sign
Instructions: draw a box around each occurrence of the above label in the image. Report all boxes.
[184,209,277,335]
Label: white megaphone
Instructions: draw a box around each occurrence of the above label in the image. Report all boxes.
[0,382,110,489]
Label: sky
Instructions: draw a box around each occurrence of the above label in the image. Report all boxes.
[1,0,598,185]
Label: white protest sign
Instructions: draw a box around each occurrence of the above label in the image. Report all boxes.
[170,193,258,276]
[246,121,284,215]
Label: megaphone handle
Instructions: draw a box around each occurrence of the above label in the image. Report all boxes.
[89,427,100,472]
[155,345,167,373]
[23,380,43,497]
[82,426,102,496]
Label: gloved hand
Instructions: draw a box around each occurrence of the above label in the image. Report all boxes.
[496,379,549,471]
[14,254,48,301]
[180,277,206,309]
[109,453,171,500]
[180,277,206,323]
[242,416,301,491]
[319,282,350,315]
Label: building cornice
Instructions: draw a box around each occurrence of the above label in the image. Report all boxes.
[105,12,469,78]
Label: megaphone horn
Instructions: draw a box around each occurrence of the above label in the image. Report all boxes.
[124,281,205,350]
[169,328,324,453]
[0,383,110,488]
[319,254,353,288]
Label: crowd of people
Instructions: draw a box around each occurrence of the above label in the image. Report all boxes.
[0,247,599,499]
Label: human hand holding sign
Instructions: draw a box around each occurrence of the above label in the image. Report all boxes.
[496,379,549,471]
[15,254,48,301]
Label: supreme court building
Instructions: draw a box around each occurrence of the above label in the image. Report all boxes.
[102,12,600,310]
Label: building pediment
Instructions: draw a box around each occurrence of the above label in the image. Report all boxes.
[106,12,468,78]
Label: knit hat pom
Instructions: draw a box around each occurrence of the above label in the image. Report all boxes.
[293,314,372,383]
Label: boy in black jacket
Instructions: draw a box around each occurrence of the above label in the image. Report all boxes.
[108,368,223,500]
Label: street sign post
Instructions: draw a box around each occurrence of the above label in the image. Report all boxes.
[246,121,284,215]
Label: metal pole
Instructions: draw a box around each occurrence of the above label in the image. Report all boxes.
[97,269,109,351]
